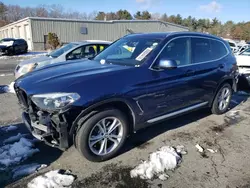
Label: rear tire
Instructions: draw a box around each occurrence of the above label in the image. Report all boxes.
[211,83,232,115]
[75,109,129,162]
[24,47,28,54]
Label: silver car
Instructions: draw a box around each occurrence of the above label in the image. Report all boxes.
[14,40,111,79]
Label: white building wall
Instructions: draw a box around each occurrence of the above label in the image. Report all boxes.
[0,18,32,50]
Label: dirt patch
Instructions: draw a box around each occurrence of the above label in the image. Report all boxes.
[211,114,245,133]
[200,152,209,158]
[203,140,214,147]
[136,141,152,150]
[73,163,150,188]
[170,131,194,141]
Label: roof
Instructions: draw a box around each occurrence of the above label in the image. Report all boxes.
[0,17,188,30]
[124,31,224,41]
[71,40,111,45]
[124,32,171,39]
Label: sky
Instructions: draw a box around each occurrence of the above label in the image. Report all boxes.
[2,0,250,23]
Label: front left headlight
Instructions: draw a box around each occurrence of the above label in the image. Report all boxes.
[31,93,80,111]
[19,63,36,74]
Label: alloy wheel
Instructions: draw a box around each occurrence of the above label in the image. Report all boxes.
[88,117,123,156]
[218,87,231,111]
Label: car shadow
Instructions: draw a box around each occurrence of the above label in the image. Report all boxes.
[121,91,250,155]
[0,122,63,187]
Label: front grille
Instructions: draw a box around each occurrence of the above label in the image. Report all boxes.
[16,88,29,109]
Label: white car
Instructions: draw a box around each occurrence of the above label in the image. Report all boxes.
[14,40,111,79]
[235,47,250,86]
[223,39,239,53]
[236,44,250,55]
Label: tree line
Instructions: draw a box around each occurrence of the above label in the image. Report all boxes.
[0,2,249,41]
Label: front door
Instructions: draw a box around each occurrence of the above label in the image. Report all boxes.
[141,37,206,121]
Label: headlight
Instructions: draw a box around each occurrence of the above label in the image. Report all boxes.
[31,93,80,111]
[19,63,36,74]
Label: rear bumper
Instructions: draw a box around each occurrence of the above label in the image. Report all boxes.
[22,112,70,150]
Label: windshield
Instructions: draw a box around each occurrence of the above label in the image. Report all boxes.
[93,37,162,66]
[240,47,250,56]
[48,43,78,58]
[228,42,236,47]
[0,38,14,46]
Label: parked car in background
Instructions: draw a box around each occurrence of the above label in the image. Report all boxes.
[236,44,250,55]
[235,47,250,87]
[0,38,28,55]
[14,40,111,79]
[223,38,239,53]
[15,32,238,162]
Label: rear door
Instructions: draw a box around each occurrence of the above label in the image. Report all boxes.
[190,37,229,103]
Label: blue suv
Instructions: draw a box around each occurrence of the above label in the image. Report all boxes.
[15,32,238,162]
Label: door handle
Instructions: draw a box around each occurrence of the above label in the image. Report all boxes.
[185,70,195,76]
[218,64,225,69]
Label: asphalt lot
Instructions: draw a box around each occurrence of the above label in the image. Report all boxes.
[1,55,250,188]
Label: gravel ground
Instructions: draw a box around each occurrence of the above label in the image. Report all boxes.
[1,57,250,188]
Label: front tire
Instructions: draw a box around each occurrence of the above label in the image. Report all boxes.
[211,83,232,115]
[75,109,129,162]
[7,47,15,55]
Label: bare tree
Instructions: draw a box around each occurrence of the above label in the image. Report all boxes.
[48,4,64,18]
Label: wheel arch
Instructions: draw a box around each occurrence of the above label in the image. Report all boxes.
[70,99,136,137]
[210,77,235,107]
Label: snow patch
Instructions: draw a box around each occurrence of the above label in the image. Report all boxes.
[1,125,18,132]
[0,138,39,167]
[3,133,27,144]
[0,52,46,60]
[3,82,15,94]
[237,91,250,95]
[27,170,76,188]
[12,164,41,179]
[0,73,13,77]
[130,146,183,180]
[158,173,169,181]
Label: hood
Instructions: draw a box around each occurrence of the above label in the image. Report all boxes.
[18,55,51,66]
[15,59,133,94]
[236,55,250,66]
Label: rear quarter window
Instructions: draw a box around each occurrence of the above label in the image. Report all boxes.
[192,38,228,64]
[210,40,228,59]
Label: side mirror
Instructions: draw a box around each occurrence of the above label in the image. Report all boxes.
[157,59,177,70]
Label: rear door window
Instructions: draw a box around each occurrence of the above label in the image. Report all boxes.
[191,38,211,64]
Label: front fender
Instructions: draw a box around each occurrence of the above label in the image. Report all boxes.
[69,97,142,136]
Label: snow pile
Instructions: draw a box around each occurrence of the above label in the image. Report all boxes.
[16,52,46,57]
[3,133,27,144]
[0,125,18,132]
[28,170,76,188]
[130,146,186,180]
[3,82,15,94]
[12,164,42,179]
[238,91,250,95]
[0,137,39,167]
[0,73,13,77]
[0,52,46,60]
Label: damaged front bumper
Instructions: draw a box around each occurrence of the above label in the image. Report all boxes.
[22,111,70,150]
